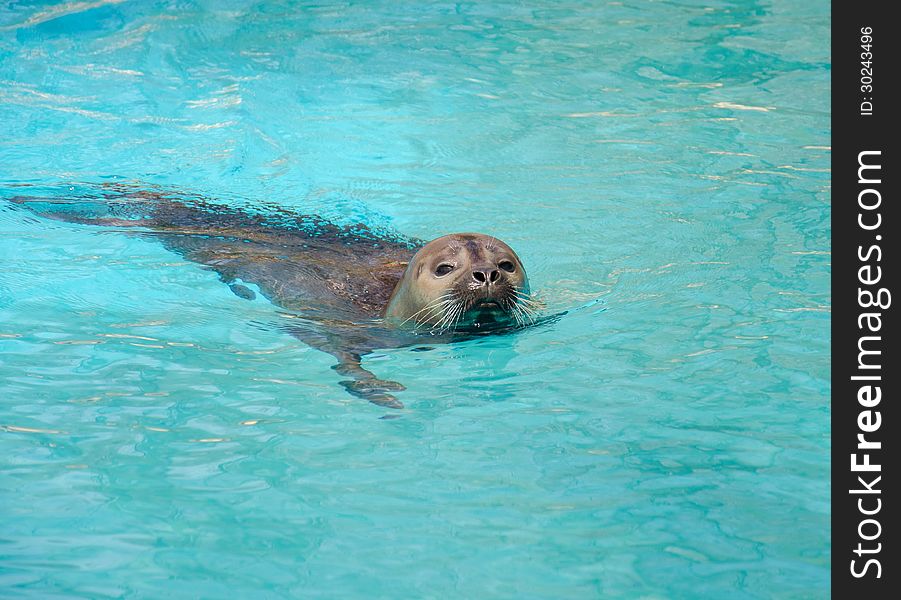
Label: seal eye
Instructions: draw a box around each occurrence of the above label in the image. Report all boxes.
[498,260,515,273]
[435,264,454,277]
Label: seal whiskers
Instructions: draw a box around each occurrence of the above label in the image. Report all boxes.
[400,292,456,327]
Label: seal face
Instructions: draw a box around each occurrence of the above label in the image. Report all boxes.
[384,233,536,330]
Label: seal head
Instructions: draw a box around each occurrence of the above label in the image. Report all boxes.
[384,233,535,330]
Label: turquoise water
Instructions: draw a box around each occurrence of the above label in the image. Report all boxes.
[0,1,830,598]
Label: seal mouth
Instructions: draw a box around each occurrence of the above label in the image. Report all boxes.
[473,299,502,308]
[463,298,510,326]
[406,284,540,332]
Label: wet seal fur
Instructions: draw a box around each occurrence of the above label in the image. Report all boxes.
[8,185,548,409]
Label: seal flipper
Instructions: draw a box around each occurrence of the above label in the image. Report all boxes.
[333,358,406,409]
[8,195,154,228]
[228,283,257,301]
[283,322,407,409]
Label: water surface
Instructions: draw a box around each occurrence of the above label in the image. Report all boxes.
[1,1,830,598]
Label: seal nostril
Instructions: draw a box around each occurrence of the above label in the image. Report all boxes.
[489,269,499,283]
[472,270,486,283]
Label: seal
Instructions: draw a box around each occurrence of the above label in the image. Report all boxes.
[8,185,544,408]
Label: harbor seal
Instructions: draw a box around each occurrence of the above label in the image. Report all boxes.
[8,185,544,408]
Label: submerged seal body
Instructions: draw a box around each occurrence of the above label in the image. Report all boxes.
[10,185,542,408]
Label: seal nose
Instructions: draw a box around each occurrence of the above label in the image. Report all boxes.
[472,268,500,285]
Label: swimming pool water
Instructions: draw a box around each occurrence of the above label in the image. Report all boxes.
[1,1,830,598]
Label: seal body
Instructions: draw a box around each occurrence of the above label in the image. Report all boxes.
[10,186,539,408]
